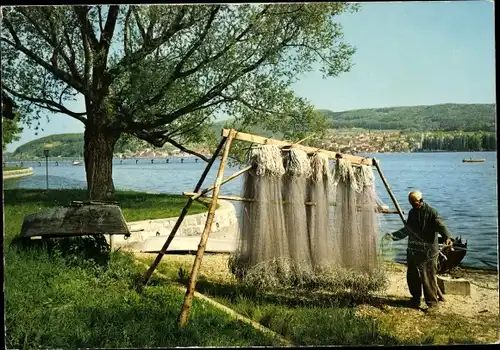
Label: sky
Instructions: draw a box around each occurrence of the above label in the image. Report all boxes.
[5,1,496,152]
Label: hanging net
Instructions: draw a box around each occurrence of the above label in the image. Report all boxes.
[354,164,379,272]
[229,146,387,295]
[229,145,292,288]
[282,148,313,280]
[307,152,335,267]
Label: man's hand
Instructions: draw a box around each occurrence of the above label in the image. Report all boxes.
[383,233,393,241]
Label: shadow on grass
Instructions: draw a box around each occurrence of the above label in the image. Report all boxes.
[9,234,112,267]
[3,188,210,223]
[166,275,415,311]
[3,188,193,209]
[5,283,275,348]
[5,243,277,348]
[165,277,407,346]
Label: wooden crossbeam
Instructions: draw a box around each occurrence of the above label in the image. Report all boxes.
[183,192,401,214]
[221,128,373,166]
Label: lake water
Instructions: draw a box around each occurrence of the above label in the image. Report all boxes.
[4,152,498,269]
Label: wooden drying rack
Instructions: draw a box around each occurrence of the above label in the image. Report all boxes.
[136,128,408,327]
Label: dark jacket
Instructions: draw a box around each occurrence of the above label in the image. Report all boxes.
[392,202,451,253]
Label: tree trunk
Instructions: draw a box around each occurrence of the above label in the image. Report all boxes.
[84,122,120,200]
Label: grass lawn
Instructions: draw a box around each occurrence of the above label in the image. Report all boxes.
[3,166,28,171]
[135,254,496,346]
[137,255,404,346]
[5,189,496,347]
[3,188,211,222]
[4,189,274,348]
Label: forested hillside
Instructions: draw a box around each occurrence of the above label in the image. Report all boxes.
[12,133,84,158]
[8,103,496,158]
[9,133,202,159]
[319,103,495,132]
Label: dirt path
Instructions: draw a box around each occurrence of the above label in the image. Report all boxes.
[378,262,498,316]
[356,262,499,343]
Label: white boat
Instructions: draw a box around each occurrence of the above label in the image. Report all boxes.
[72,161,82,166]
[462,158,485,163]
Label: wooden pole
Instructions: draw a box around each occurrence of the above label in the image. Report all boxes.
[177,129,237,327]
[136,136,227,291]
[221,128,372,166]
[190,165,252,201]
[372,158,406,224]
[184,192,313,204]
[183,192,401,213]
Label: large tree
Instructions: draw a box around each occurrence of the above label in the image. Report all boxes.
[1,4,357,199]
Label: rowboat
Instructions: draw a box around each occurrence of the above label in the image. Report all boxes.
[72,160,82,166]
[462,158,485,163]
[437,236,468,273]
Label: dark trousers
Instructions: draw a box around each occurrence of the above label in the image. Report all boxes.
[406,248,439,306]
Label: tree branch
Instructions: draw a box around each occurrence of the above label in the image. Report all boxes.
[62,23,82,82]
[167,112,214,140]
[159,52,271,124]
[142,5,269,109]
[100,5,119,52]
[74,6,99,50]
[142,5,221,107]
[219,93,290,118]
[108,6,190,78]
[124,16,297,132]
[17,8,84,85]
[131,6,147,41]
[285,42,335,67]
[74,7,93,91]
[145,8,157,42]
[123,6,132,57]
[180,4,271,78]
[97,6,104,34]
[2,81,87,124]
[131,129,210,162]
[165,137,210,162]
[2,18,86,93]
[130,95,229,131]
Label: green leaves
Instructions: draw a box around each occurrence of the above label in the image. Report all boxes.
[107,3,356,148]
[2,114,23,151]
[321,104,495,132]
[3,4,357,158]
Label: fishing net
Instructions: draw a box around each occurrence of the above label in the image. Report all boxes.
[354,164,379,272]
[331,158,361,270]
[282,148,313,278]
[229,145,292,284]
[230,146,387,295]
[307,152,335,267]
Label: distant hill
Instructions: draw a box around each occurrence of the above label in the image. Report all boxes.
[11,133,177,159]
[10,103,496,159]
[319,103,496,132]
[13,133,84,158]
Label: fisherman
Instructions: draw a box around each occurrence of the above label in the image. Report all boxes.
[385,190,453,311]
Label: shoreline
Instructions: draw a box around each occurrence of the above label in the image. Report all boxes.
[386,260,498,276]
[2,167,34,180]
[3,186,496,273]
[3,150,496,162]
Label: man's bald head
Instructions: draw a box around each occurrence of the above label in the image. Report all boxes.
[408,190,423,209]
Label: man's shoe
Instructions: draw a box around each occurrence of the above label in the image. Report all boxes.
[425,303,440,313]
[408,298,421,309]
